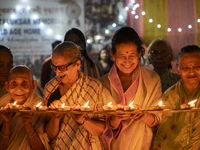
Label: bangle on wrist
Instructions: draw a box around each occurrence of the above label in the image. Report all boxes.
[0,131,9,138]
[28,132,36,139]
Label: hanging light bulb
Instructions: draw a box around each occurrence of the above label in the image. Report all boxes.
[178,28,182,32]
[157,24,161,28]
[149,19,153,23]
[188,25,192,29]
[141,11,145,15]
[167,28,171,32]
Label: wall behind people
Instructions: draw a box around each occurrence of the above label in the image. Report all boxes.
[0,0,84,80]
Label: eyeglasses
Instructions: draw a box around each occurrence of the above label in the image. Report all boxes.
[50,62,75,71]
[150,50,169,57]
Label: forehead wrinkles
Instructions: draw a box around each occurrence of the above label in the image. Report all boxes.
[9,72,32,83]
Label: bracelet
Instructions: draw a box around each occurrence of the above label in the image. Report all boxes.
[0,131,9,138]
[151,114,158,127]
[28,132,36,139]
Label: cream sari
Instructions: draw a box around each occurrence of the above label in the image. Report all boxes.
[0,92,51,150]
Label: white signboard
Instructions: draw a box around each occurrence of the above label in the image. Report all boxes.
[0,0,84,55]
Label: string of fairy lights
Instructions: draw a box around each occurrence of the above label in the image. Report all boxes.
[1,0,199,45]
[103,0,199,36]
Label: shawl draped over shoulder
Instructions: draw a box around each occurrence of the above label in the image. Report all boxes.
[101,63,163,150]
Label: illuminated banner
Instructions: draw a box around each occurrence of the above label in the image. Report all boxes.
[0,0,84,55]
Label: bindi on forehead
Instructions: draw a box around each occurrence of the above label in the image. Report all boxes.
[126,51,128,54]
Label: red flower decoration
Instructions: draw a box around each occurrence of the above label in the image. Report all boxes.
[177,113,180,118]
[182,97,185,103]
[170,125,176,130]
[163,134,167,140]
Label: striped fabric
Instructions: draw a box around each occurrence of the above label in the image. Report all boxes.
[43,72,107,150]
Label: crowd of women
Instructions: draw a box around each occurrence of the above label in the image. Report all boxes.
[0,26,200,150]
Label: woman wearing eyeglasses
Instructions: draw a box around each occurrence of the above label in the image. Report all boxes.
[43,41,114,150]
[147,38,181,93]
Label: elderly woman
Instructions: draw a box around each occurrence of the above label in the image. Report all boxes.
[147,38,181,93]
[154,45,200,149]
[0,66,50,150]
[0,45,13,98]
[43,41,114,149]
[64,28,103,79]
[101,27,163,150]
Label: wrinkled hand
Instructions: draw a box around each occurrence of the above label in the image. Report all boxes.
[71,104,85,124]
[49,100,62,118]
[19,112,33,126]
[19,105,33,126]
[0,103,15,123]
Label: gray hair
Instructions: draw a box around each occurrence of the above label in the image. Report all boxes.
[52,41,81,62]
[8,65,33,82]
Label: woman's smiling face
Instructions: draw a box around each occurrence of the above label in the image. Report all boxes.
[177,52,200,87]
[52,53,80,84]
[112,42,141,74]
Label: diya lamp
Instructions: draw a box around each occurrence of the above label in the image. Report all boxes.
[80,101,93,111]
[103,102,117,111]
[34,102,47,110]
[123,101,136,110]
[151,101,165,110]
[10,101,23,110]
[181,99,197,109]
[188,99,197,108]
[58,103,71,111]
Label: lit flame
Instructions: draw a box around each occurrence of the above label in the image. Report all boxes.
[84,101,89,107]
[188,99,197,105]
[36,102,42,107]
[158,101,163,106]
[13,101,17,106]
[61,103,65,108]
[129,101,134,107]
[107,102,112,106]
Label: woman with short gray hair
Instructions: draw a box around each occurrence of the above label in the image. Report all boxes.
[44,41,114,150]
